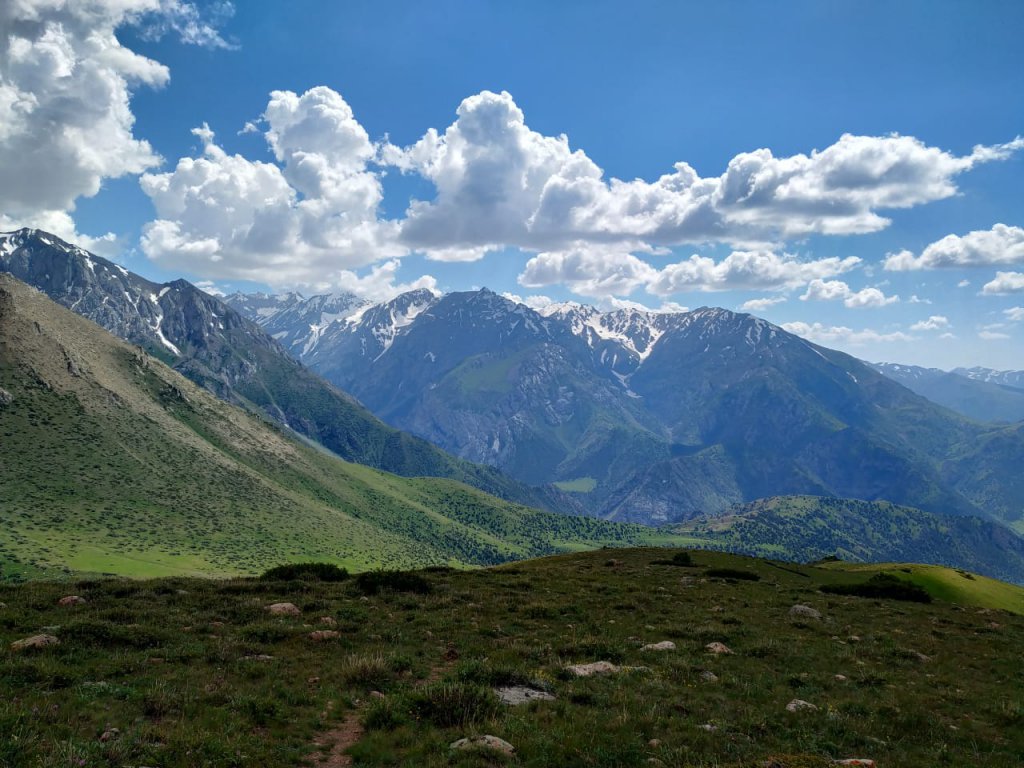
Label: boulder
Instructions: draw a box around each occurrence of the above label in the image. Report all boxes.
[566,661,618,677]
[705,642,733,655]
[450,735,515,755]
[58,595,87,606]
[242,654,275,662]
[494,686,556,705]
[789,604,822,620]
[11,634,60,652]
[641,641,676,652]
[699,670,719,682]
[309,630,340,641]
[266,602,301,616]
[319,616,337,626]
[786,699,818,713]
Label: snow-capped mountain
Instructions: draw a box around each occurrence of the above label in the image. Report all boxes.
[0,229,576,515]
[953,366,1024,391]
[230,285,1024,527]
[223,290,368,358]
[870,362,1024,423]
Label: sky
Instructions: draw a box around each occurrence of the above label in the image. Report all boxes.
[1,0,1023,369]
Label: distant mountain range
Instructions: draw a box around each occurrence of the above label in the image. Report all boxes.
[0,272,669,577]
[0,228,575,515]
[226,285,1024,530]
[869,362,1024,423]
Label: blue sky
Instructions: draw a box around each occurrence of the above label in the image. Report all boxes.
[2,0,1023,367]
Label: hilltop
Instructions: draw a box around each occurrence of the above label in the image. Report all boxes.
[1,547,1022,767]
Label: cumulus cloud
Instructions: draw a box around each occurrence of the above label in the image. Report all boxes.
[781,321,913,345]
[648,250,861,296]
[518,242,659,297]
[884,224,1024,270]
[740,296,788,312]
[800,278,899,308]
[0,1,234,245]
[330,259,437,302]
[981,271,1024,295]
[1005,307,1024,322]
[140,89,405,284]
[910,315,950,331]
[385,90,1023,256]
[500,292,555,310]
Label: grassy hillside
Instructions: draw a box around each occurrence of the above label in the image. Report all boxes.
[1,548,1022,767]
[0,274,679,579]
[671,495,1024,585]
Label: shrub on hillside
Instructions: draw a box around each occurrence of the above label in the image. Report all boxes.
[651,550,698,567]
[354,569,431,595]
[821,573,932,603]
[259,562,349,582]
[706,567,760,581]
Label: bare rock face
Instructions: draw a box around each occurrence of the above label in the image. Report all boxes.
[789,604,822,620]
[786,699,818,713]
[11,634,60,651]
[494,686,556,705]
[308,630,340,641]
[641,640,676,652]
[565,661,619,677]
[266,602,301,616]
[450,735,515,755]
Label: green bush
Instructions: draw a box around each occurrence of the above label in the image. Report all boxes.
[406,682,500,727]
[706,567,760,581]
[821,573,932,603]
[355,570,431,595]
[259,562,349,582]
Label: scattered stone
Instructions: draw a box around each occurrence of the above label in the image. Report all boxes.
[11,634,59,652]
[450,735,515,755]
[641,641,676,652]
[210,621,225,627]
[58,595,87,606]
[834,674,848,682]
[710,605,725,613]
[786,699,818,713]
[566,661,618,677]
[99,728,120,743]
[319,616,337,626]
[848,635,861,642]
[705,642,733,655]
[832,761,876,767]
[789,604,822,620]
[494,686,556,705]
[369,690,385,699]
[699,670,719,683]
[242,654,275,662]
[648,738,661,748]
[266,602,300,616]
[911,650,932,662]
[698,723,717,731]
[307,676,320,684]
[309,630,340,641]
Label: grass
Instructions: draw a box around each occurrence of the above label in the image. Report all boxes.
[2,547,1023,767]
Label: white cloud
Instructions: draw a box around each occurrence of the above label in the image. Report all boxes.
[781,321,913,345]
[740,296,788,312]
[519,242,658,297]
[1005,307,1024,322]
[137,1,237,50]
[0,1,234,245]
[501,292,554,310]
[908,294,931,304]
[979,330,1011,340]
[910,315,950,331]
[385,90,1023,255]
[598,297,689,313]
[884,224,1024,270]
[330,259,437,302]
[981,271,1024,295]
[958,279,971,288]
[648,250,861,296]
[140,89,406,285]
[799,278,899,308]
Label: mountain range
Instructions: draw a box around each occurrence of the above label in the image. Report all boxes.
[869,361,1024,423]
[0,272,670,577]
[0,229,575,515]
[227,286,1024,530]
